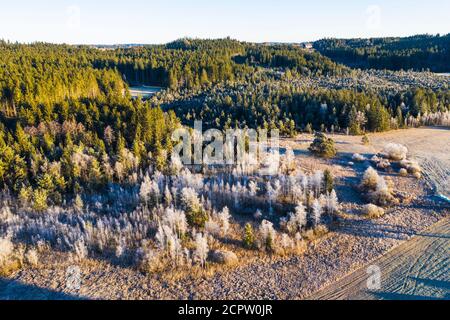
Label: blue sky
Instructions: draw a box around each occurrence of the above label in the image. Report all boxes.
[1,0,449,44]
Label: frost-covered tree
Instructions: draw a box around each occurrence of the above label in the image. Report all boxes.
[164,186,173,206]
[181,187,201,213]
[217,207,231,236]
[286,203,307,234]
[163,208,188,238]
[259,220,277,252]
[248,181,259,197]
[325,190,339,214]
[312,199,323,227]
[194,233,209,268]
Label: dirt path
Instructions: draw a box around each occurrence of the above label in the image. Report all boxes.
[310,218,450,300]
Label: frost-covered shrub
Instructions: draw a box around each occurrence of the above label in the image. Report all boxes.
[408,163,422,175]
[324,190,340,214]
[253,209,263,220]
[361,167,380,190]
[361,167,396,206]
[376,159,391,170]
[25,249,39,267]
[181,188,208,228]
[382,143,408,161]
[368,176,397,206]
[363,204,385,219]
[217,207,231,236]
[352,153,366,162]
[399,160,422,175]
[205,220,221,237]
[73,239,88,262]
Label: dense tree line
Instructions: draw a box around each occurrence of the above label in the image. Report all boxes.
[159,76,449,136]
[0,41,179,204]
[314,34,450,72]
[92,38,254,89]
[237,45,349,76]
[0,38,448,206]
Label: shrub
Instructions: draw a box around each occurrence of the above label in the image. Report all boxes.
[376,159,391,170]
[362,135,370,145]
[0,237,19,276]
[382,143,408,161]
[363,204,385,219]
[408,163,422,175]
[25,249,39,267]
[368,177,397,206]
[352,153,366,162]
[309,132,337,158]
[187,208,209,229]
[361,167,380,190]
[361,167,397,206]
[413,172,422,179]
[399,168,408,177]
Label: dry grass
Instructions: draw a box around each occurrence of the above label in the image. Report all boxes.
[363,204,386,219]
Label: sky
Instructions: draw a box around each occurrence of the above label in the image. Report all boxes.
[1,0,449,44]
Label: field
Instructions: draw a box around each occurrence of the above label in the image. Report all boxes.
[1,127,448,300]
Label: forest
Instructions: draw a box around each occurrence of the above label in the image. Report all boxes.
[313,34,450,72]
[0,37,449,283]
[0,37,449,203]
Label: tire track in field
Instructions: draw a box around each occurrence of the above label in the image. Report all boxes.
[310,218,450,300]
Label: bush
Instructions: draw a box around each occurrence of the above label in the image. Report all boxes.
[382,143,408,161]
[309,132,337,158]
[362,135,370,145]
[25,249,39,267]
[361,167,380,190]
[376,159,391,171]
[399,168,408,177]
[363,204,385,218]
[352,153,366,162]
[361,168,397,206]
[0,237,20,276]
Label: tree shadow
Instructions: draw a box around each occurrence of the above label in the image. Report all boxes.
[370,291,447,301]
[408,277,450,291]
[0,277,84,300]
[337,220,450,240]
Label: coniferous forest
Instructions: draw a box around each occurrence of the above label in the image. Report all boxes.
[0,36,449,295]
[0,37,449,200]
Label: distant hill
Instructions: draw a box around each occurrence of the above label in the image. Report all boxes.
[313,34,450,72]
